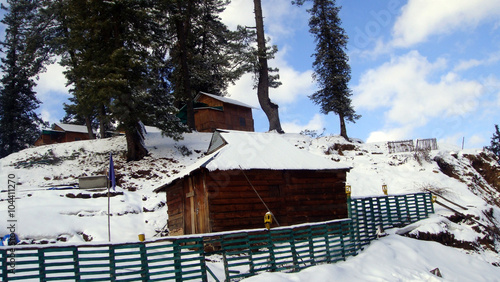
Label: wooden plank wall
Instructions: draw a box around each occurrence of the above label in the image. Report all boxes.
[166,183,184,236]
[194,95,254,132]
[205,169,348,233]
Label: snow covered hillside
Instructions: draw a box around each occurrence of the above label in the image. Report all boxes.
[1,131,500,280]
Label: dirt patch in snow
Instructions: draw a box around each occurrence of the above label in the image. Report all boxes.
[434,156,462,181]
[464,153,500,192]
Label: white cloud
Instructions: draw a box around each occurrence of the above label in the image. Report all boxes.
[220,0,255,30]
[366,126,413,143]
[468,134,485,147]
[40,110,52,124]
[454,51,500,72]
[221,0,306,40]
[35,62,70,98]
[227,46,315,108]
[353,51,483,129]
[392,0,500,47]
[282,113,325,133]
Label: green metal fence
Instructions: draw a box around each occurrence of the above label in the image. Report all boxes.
[350,192,434,248]
[0,192,434,281]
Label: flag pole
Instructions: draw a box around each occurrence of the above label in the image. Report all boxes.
[107,177,111,242]
[108,152,115,242]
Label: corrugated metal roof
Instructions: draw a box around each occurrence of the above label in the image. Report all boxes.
[55,123,95,134]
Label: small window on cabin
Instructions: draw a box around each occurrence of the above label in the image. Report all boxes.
[239,117,246,127]
[75,138,81,141]
[268,185,280,198]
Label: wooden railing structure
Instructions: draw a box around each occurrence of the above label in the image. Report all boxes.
[0,193,434,281]
[388,138,438,154]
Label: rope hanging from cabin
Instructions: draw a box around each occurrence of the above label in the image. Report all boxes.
[239,166,280,227]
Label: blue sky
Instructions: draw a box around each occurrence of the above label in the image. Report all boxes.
[2,0,500,148]
[222,0,500,148]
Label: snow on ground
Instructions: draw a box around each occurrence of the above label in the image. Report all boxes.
[243,229,500,282]
[1,131,500,281]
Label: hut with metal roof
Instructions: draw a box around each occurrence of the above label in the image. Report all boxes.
[155,130,351,236]
[34,123,96,146]
[177,92,255,132]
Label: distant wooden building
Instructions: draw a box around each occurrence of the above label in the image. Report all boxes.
[178,92,255,132]
[35,123,95,146]
[155,130,351,236]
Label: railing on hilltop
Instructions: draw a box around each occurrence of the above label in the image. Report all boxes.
[0,192,434,282]
[388,138,438,154]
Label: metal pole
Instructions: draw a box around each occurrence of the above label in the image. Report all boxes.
[108,177,111,242]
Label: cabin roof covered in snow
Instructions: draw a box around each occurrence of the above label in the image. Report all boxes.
[155,130,351,191]
[55,123,95,134]
[197,92,257,109]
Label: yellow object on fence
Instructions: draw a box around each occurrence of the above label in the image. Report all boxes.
[138,233,145,242]
[264,212,273,230]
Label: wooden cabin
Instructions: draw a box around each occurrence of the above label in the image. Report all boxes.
[35,123,95,146]
[178,92,255,132]
[155,130,351,236]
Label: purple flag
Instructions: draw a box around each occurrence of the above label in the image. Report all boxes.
[109,153,116,190]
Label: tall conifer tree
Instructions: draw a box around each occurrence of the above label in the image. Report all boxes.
[296,0,359,140]
[168,0,249,130]
[0,0,47,157]
[55,0,184,161]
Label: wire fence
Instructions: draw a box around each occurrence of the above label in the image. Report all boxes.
[0,192,434,281]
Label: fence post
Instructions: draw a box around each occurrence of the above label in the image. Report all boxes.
[173,240,182,282]
[139,243,149,282]
[323,224,331,263]
[1,249,7,282]
[267,230,276,272]
[109,245,116,282]
[307,226,316,266]
[290,229,299,272]
[72,246,81,281]
[38,249,46,281]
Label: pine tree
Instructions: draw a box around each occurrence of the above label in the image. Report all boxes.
[168,0,249,130]
[486,124,500,163]
[296,0,360,140]
[55,0,185,161]
[0,0,48,158]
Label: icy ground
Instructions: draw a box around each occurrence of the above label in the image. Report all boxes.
[1,131,500,281]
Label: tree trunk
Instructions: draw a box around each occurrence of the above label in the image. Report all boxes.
[125,122,148,161]
[253,0,284,133]
[99,105,108,138]
[85,116,95,139]
[339,113,349,141]
[176,1,196,131]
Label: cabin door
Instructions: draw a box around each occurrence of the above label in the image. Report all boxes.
[184,175,209,234]
[184,177,197,234]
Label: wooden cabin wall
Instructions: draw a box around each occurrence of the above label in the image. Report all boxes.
[198,95,224,107]
[166,173,211,236]
[222,104,254,132]
[194,94,254,132]
[166,182,184,236]
[204,169,348,233]
[194,109,225,132]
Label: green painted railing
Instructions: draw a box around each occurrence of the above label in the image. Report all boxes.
[350,192,434,248]
[0,192,434,281]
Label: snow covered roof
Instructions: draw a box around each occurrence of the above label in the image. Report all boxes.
[197,92,257,109]
[55,123,95,134]
[156,130,351,191]
[206,130,351,170]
